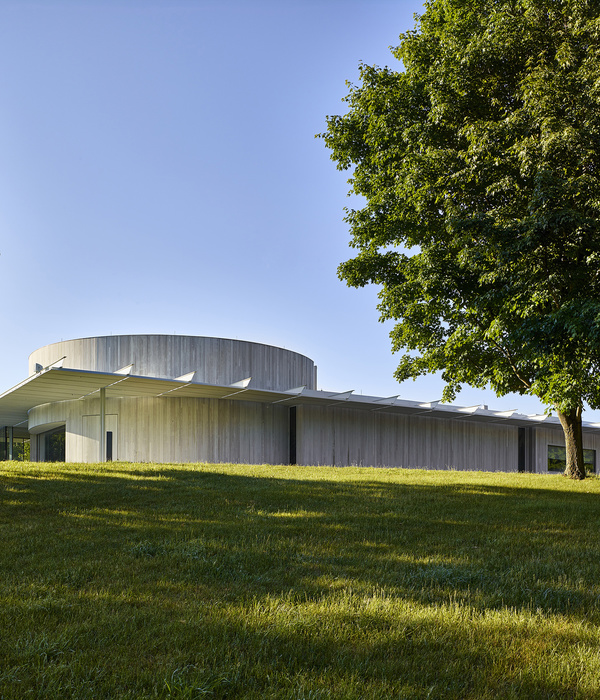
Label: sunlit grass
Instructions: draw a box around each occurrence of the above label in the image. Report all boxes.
[1,461,600,698]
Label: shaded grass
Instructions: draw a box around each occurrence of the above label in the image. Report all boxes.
[2,461,600,698]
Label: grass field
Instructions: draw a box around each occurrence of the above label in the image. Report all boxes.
[2,461,600,699]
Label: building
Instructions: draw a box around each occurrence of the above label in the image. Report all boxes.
[0,334,599,472]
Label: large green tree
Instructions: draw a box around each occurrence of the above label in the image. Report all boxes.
[322,0,600,478]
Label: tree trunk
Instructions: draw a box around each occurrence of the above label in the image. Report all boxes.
[556,406,586,480]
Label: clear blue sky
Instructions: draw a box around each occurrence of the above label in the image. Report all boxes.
[1,0,598,422]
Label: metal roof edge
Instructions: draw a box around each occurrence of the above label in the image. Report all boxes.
[0,368,598,434]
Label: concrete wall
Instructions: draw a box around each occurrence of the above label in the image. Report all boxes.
[295,405,519,471]
[26,335,600,471]
[28,393,600,472]
[29,335,317,391]
[29,396,290,465]
[534,425,600,473]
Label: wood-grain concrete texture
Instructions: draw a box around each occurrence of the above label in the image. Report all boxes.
[28,391,600,470]
[533,426,600,473]
[295,405,519,471]
[29,396,289,464]
[23,334,600,472]
[29,335,316,391]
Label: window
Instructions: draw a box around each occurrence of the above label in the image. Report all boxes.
[0,428,30,461]
[106,431,113,461]
[548,445,596,474]
[12,438,30,461]
[44,427,66,462]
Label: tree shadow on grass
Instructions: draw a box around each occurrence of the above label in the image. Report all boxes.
[2,464,600,697]
[2,464,600,617]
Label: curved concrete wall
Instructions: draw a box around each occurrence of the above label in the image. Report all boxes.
[29,335,316,391]
[29,396,290,465]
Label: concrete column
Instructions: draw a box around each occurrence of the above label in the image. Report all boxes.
[7,427,13,460]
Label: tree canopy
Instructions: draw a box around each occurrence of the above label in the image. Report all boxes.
[321,0,600,478]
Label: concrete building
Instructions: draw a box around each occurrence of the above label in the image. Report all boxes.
[1,334,599,472]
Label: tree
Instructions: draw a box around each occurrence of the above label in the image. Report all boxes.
[321,0,600,479]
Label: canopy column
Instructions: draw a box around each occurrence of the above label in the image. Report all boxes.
[7,426,13,460]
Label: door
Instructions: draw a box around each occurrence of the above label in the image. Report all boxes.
[82,414,118,462]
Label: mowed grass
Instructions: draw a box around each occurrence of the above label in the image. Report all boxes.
[2,463,600,699]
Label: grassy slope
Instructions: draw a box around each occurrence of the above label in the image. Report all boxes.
[1,462,600,699]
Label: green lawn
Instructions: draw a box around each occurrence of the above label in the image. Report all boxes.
[1,461,600,699]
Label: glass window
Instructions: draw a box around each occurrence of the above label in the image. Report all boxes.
[12,437,30,461]
[0,429,30,461]
[548,445,596,474]
[44,427,65,462]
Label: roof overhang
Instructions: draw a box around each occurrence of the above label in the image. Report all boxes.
[0,367,597,434]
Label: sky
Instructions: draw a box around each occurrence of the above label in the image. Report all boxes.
[1,0,598,423]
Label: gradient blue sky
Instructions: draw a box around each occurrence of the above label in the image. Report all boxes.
[2,0,597,421]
